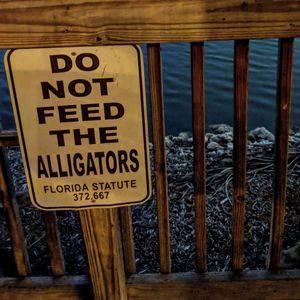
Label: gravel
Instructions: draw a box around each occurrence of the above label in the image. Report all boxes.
[0,125,299,276]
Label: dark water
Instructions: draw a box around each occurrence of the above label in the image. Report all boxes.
[1,39,300,134]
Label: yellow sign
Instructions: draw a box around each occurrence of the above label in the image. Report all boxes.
[5,45,151,210]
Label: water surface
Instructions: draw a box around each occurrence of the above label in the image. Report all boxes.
[1,39,299,134]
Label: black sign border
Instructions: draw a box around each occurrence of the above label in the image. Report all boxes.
[6,45,151,210]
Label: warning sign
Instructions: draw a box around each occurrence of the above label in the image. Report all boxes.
[5,45,151,210]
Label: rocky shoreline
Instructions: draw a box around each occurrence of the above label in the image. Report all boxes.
[133,125,300,273]
[1,125,300,275]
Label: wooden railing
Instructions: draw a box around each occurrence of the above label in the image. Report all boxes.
[1,1,300,299]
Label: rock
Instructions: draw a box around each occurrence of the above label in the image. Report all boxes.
[255,139,273,146]
[220,157,233,165]
[216,149,224,156]
[207,141,220,150]
[210,132,233,145]
[209,124,233,134]
[172,136,181,143]
[248,127,275,142]
[294,127,300,135]
[205,133,213,143]
[165,136,173,147]
[289,136,299,143]
[227,143,233,151]
[178,131,191,141]
[281,243,300,269]
[207,150,217,158]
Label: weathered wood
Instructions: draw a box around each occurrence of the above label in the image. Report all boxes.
[147,44,171,273]
[80,208,127,300]
[0,275,91,300]
[0,1,300,47]
[2,271,300,300]
[269,38,294,270]
[0,131,19,147]
[119,207,136,274]
[232,40,249,271]
[191,42,206,273]
[42,211,65,277]
[127,270,300,300]
[0,148,30,276]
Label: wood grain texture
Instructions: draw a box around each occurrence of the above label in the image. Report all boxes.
[80,208,127,300]
[0,148,30,276]
[147,44,171,273]
[269,38,294,270]
[0,275,91,300]
[119,207,136,274]
[232,40,249,272]
[127,270,300,300]
[42,211,65,277]
[0,1,300,47]
[191,42,206,273]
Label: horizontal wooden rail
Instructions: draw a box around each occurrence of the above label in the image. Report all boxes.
[0,275,91,299]
[127,270,300,300]
[0,1,300,47]
[0,131,19,147]
[2,271,300,300]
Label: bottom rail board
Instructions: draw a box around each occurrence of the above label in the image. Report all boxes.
[0,275,91,299]
[1,270,300,299]
[127,270,300,300]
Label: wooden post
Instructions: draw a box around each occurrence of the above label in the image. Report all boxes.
[80,208,127,300]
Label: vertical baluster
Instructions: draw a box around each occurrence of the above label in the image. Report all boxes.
[147,44,171,273]
[42,211,65,276]
[191,42,207,273]
[119,207,136,274]
[0,148,30,276]
[269,38,294,270]
[232,39,249,271]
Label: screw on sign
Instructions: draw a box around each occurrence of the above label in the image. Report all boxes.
[5,45,151,210]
